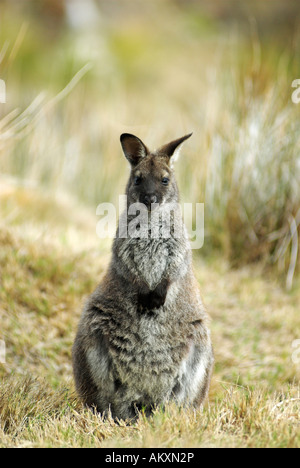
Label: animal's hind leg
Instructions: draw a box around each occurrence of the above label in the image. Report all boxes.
[73,325,116,414]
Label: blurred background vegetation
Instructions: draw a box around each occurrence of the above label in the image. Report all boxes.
[0,0,300,287]
[0,1,300,448]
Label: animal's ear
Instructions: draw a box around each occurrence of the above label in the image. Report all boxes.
[120,134,148,166]
[158,133,193,165]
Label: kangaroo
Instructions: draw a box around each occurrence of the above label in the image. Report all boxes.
[72,133,214,420]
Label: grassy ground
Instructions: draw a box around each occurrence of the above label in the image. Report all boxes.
[0,186,299,448]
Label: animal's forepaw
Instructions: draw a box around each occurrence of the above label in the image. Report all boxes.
[137,279,169,313]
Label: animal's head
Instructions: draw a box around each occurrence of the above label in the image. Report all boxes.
[120,133,192,209]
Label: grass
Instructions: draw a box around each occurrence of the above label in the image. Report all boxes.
[0,186,299,447]
[0,377,299,448]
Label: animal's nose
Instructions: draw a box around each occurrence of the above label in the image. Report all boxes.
[143,194,157,206]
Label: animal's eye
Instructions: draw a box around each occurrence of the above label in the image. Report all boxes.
[162,177,169,185]
[134,176,142,186]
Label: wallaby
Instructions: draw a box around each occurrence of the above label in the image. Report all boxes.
[72,133,214,420]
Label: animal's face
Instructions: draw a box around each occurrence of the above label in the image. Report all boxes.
[120,133,192,209]
[127,154,176,207]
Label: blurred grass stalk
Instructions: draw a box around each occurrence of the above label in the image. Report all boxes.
[0,23,299,289]
[204,65,300,290]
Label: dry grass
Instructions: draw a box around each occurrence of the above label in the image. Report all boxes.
[0,376,299,448]
[0,187,299,448]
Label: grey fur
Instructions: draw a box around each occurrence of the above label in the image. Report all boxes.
[72,133,214,420]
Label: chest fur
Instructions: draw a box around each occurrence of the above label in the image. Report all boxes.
[118,236,170,289]
[115,206,188,289]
